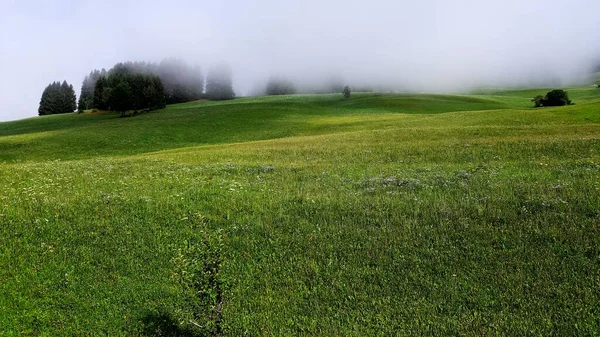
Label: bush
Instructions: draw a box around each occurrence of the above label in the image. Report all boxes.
[544,89,572,106]
[532,95,544,108]
[532,89,572,108]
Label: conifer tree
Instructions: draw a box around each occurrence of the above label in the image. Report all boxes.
[38,80,77,115]
[93,76,107,110]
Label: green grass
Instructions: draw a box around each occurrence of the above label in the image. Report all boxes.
[1,88,599,335]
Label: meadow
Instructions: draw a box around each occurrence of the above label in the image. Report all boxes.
[0,86,599,335]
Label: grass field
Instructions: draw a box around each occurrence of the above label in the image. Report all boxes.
[1,86,599,335]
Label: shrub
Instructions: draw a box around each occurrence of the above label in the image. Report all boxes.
[532,89,572,108]
[532,95,544,108]
[544,89,572,106]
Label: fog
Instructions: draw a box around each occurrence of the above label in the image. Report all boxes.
[1,0,599,121]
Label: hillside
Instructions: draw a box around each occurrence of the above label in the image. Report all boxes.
[0,93,511,163]
[1,87,599,335]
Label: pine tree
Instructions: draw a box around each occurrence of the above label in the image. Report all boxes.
[68,84,77,112]
[38,84,51,116]
[77,95,86,113]
[93,76,107,110]
[111,81,133,116]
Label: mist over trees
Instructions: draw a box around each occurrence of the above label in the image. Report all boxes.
[205,64,235,100]
[79,59,205,113]
[38,81,77,116]
[78,69,106,112]
[265,77,297,95]
[157,59,204,104]
[310,77,345,94]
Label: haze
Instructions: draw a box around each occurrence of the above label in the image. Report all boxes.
[1,0,599,121]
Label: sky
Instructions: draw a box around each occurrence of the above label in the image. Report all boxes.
[1,0,599,121]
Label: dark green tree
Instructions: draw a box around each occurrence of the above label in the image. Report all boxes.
[38,82,55,116]
[93,76,108,110]
[111,81,133,117]
[77,96,86,113]
[62,81,77,112]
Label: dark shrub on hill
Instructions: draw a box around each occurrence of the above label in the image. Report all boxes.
[38,80,77,116]
[543,90,572,106]
[532,89,572,108]
[532,95,544,108]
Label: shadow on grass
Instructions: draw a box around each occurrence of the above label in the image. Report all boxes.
[141,311,199,337]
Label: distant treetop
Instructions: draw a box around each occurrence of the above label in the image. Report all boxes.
[205,64,235,100]
[265,77,296,96]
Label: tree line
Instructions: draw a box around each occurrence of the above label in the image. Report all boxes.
[39,59,237,118]
[38,59,360,118]
[64,60,237,116]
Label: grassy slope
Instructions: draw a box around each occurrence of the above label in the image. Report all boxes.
[0,93,509,162]
[0,88,599,335]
